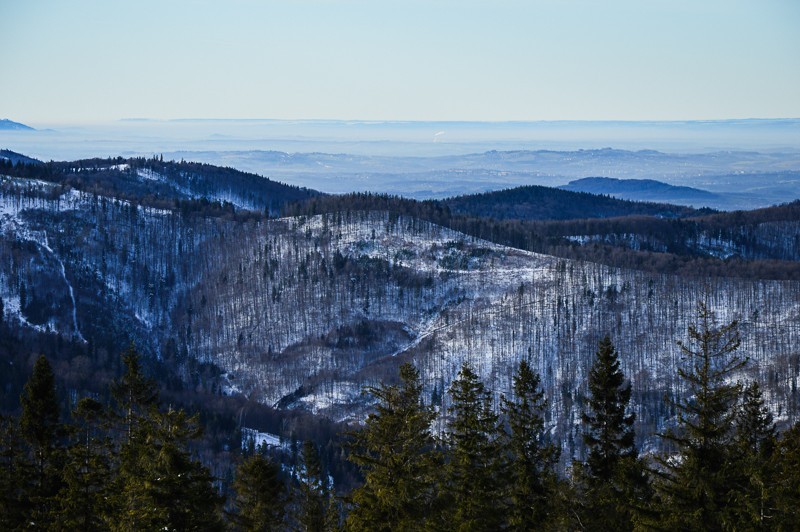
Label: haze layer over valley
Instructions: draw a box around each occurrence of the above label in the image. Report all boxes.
[3,118,800,210]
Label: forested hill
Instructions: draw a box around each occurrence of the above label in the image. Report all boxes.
[443,184,711,220]
[284,192,800,279]
[0,149,41,165]
[0,155,320,215]
[4,153,796,279]
[1,152,800,510]
[0,119,35,131]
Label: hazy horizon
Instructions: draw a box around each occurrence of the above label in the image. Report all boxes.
[4,117,800,161]
[2,1,799,124]
[3,117,799,210]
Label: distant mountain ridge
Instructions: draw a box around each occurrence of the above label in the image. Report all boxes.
[0,119,35,131]
[0,149,41,165]
[4,152,798,271]
[561,176,717,198]
[560,176,727,207]
[443,183,710,221]
[149,146,800,210]
[0,154,320,215]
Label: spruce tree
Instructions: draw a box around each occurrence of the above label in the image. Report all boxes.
[0,414,29,530]
[582,336,635,480]
[58,397,114,530]
[346,362,439,531]
[110,347,223,530]
[656,302,747,531]
[233,452,287,531]
[771,421,800,529]
[110,343,157,443]
[19,354,64,528]
[726,381,776,528]
[576,335,644,531]
[442,363,503,531]
[297,440,331,532]
[114,407,224,531]
[501,359,561,530]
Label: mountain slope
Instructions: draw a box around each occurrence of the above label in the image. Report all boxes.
[443,184,709,221]
[0,149,41,165]
[1,173,798,468]
[0,119,35,131]
[0,155,321,215]
[287,192,800,277]
[560,176,725,207]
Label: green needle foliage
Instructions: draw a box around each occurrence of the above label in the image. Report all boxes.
[582,336,636,481]
[118,407,224,531]
[771,422,800,528]
[58,397,114,530]
[346,362,439,531]
[0,413,29,529]
[232,452,287,531]
[20,354,64,528]
[297,440,332,532]
[111,343,158,444]
[442,363,503,531]
[576,336,646,531]
[112,348,224,531]
[726,381,777,528]
[3,318,800,530]
[501,359,562,530]
[655,301,747,531]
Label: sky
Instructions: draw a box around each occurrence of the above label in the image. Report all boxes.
[1,0,799,125]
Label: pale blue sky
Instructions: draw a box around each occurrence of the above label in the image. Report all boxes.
[1,0,798,125]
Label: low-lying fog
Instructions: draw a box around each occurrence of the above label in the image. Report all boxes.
[3,119,799,210]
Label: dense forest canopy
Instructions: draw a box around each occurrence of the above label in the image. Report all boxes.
[3,315,800,529]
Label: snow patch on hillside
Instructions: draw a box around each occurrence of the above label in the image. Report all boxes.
[241,427,282,450]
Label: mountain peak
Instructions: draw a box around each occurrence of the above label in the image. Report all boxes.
[0,119,35,131]
[0,149,41,165]
[560,176,721,207]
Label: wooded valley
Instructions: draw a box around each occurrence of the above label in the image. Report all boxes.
[1,154,798,529]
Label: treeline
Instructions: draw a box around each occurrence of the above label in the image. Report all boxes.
[283,192,800,279]
[443,184,711,220]
[342,302,800,530]
[4,154,799,277]
[0,155,319,218]
[3,304,800,530]
[0,345,343,530]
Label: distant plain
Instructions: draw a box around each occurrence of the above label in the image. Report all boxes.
[3,118,799,210]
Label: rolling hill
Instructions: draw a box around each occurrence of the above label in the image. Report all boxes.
[0,119,35,131]
[1,155,798,471]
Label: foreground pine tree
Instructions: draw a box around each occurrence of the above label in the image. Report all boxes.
[771,421,800,528]
[232,452,287,531]
[0,413,30,529]
[297,440,334,531]
[20,355,64,528]
[58,397,114,530]
[441,363,503,531]
[725,381,777,527]
[501,359,562,530]
[110,343,158,444]
[576,335,647,531]
[111,347,224,531]
[346,363,439,531]
[655,302,747,530]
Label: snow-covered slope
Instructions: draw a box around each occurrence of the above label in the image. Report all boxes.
[1,175,798,463]
[181,211,799,456]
